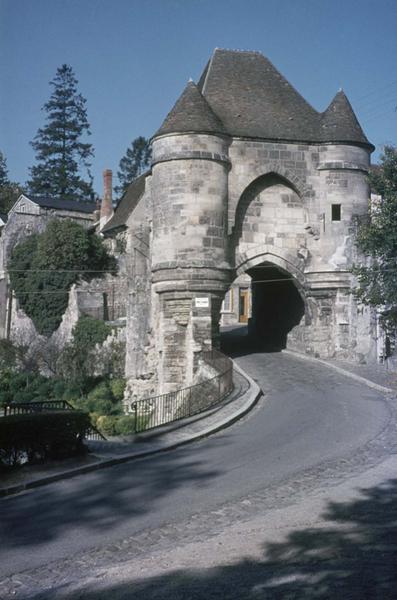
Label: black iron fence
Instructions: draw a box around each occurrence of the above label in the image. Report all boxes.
[130,350,233,433]
[2,350,233,440]
[4,400,74,416]
[3,400,106,441]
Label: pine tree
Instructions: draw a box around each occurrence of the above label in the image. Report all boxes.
[115,136,151,198]
[28,65,94,201]
[0,151,8,188]
[0,150,24,213]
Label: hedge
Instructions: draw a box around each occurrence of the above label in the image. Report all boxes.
[0,410,91,467]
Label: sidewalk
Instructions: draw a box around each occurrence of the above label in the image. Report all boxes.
[0,362,261,497]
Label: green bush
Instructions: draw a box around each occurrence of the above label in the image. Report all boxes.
[95,414,136,436]
[0,410,91,467]
[0,339,17,370]
[0,369,128,439]
[110,378,126,402]
[73,378,124,417]
[72,315,111,348]
[114,415,137,435]
[95,415,119,436]
[0,370,79,408]
[58,316,111,383]
[0,370,54,407]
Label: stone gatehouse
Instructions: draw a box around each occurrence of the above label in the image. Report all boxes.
[102,48,377,400]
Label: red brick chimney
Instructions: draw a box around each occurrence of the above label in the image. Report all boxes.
[100,169,113,222]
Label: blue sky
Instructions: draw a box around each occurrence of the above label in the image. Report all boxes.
[1,0,396,196]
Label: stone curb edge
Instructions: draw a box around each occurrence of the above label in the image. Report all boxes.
[0,361,262,498]
[284,349,395,394]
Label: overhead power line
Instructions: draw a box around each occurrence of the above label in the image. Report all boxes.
[358,96,397,116]
[354,80,397,103]
[361,107,397,123]
[7,269,120,273]
[356,90,397,112]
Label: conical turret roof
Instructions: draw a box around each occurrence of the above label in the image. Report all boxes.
[320,90,372,147]
[153,49,373,150]
[154,80,226,137]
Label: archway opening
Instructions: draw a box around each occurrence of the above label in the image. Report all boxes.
[248,263,305,350]
[220,261,305,355]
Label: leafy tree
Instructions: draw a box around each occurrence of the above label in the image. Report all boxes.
[8,220,116,335]
[0,150,24,213]
[58,316,111,385]
[354,145,397,332]
[28,64,94,201]
[115,136,151,198]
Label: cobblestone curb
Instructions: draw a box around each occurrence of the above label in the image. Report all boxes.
[0,361,262,498]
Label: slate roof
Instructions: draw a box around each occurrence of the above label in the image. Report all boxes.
[101,172,147,234]
[155,81,226,137]
[155,49,373,149]
[30,196,97,214]
[320,90,369,145]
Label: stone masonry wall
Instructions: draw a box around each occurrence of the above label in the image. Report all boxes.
[123,133,375,398]
[227,139,372,360]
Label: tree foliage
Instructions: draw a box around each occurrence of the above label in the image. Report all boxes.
[59,316,111,383]
[115,136,151,198]
[354,145,397,332]
[0,150,8,188]
[28,64,94,201]
[0,150,24,213]
[8,220,116,335]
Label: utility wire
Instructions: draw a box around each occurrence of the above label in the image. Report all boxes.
[354,80,397,103]
[5,265,397,274]
[361,98,397,120]
[9,274,395,295]
[356,90,397,112]
[7,269,120,273]
[358,97,397,116]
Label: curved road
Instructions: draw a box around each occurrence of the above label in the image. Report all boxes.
[0,346,395,594]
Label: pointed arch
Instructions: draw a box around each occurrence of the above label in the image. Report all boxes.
[232,171,306,242]
[236,244,306,290]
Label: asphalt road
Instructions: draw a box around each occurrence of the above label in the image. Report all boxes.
[0,343,394,593]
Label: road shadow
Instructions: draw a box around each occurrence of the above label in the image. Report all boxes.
[35,478,397,599]
[220,325,283,358]
[0,436,229,553]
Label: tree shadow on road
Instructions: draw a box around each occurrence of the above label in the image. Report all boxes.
[0,437,228,552]
[37,477,397,599]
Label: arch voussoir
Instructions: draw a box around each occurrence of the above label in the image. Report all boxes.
[236,245,306,287]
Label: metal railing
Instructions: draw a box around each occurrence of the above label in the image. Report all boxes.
[130,350,234,433]
[3,400,106,441]
[4,400,74,416]
[2,350,233,440]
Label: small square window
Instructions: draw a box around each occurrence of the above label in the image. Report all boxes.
[331,204,341,221]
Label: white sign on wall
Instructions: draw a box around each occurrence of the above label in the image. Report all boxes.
[195,297,209,308]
